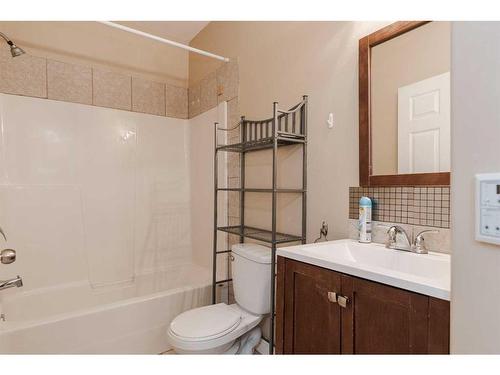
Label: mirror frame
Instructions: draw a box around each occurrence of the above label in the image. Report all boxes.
[358,21,451,186]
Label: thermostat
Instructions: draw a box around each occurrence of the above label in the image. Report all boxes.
[476,173,500,245]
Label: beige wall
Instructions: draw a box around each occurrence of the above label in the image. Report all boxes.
[0,21,189,87]
[451,22,500,354]
[190,21,390,241]
[371,21,451,175]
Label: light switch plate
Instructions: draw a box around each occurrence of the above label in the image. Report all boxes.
[476,173,500,245]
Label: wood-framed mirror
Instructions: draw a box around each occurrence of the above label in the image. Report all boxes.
[359,21,451,186]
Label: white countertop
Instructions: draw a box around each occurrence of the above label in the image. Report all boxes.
[277,239,450,301]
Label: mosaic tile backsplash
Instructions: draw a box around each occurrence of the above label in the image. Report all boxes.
[349,186,450,229]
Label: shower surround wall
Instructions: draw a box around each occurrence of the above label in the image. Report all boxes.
[0,93,195,289]
[0,42,232,352]
[0,47,188,118]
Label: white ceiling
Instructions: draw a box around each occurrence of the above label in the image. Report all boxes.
[116,21,210,44]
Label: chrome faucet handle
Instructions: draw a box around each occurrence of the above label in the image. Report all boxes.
[413,229,439,254]
[386,226,398,247]
[415,229,440,238]
[0,226,6,242]
[1,249,16,264]
[386,225,412,250]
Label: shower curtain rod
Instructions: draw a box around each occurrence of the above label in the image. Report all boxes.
[98,21,230,62]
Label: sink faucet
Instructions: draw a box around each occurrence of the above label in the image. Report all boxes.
[0,275,23,291]
[386,226,439,254]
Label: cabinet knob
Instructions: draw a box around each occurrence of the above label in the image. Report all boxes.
[327,291,337,303]
[337,295,349,308]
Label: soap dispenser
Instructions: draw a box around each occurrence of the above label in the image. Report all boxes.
[359,196,372,243]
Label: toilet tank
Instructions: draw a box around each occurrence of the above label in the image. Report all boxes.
[231,243,271,315]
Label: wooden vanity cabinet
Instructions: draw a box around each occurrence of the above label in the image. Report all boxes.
[275,257,450,354]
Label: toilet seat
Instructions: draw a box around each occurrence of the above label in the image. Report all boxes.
[169,303,241,341]
[167,303,262,354]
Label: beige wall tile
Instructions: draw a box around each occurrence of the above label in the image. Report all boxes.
[227,177,240,189]
[132,77,166,116]
[217,60,238,103]
[228,216,240,226]
[93,68,131,111]
[228,284,235,305]
[200,71,217,113]
[188,84,201,118]
[47,60,92,104]
[228,156,240,179]
[0,48,47,98]
[228,234,240,246]
[166,85,188,119]
[348,219,451,254]
[227,153,240,178]
[228,192,240,217]
[226,97,240,142]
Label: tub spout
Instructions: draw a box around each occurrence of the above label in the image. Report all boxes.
[0,275,23,291]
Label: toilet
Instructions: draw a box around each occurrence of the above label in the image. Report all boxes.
[167,243,271,354]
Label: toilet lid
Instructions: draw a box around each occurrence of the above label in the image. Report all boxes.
[170,303,241,340]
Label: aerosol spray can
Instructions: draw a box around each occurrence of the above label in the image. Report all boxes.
[359,196,372,243]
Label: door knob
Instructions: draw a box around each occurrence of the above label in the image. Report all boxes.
[1,249,16,264]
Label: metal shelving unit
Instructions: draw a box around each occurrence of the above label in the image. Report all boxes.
[213,96,308,354]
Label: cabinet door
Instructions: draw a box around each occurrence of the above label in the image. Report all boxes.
[341,275,430,354]
[282,259,342,354]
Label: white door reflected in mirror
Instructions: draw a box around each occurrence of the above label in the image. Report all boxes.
[397,72,450,174]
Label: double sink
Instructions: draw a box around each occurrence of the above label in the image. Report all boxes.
[277,239,450,300]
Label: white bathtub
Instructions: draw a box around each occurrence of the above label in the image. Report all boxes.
[0,263,211,354]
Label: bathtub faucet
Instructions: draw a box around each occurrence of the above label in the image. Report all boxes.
[0,275,23,291]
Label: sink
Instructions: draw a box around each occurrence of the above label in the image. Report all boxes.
[277,239,450,300]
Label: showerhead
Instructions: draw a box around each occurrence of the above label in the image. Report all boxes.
[8,42,25,57]
[0,31,25,58]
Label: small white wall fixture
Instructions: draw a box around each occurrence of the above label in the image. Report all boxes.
[475,173,500,245]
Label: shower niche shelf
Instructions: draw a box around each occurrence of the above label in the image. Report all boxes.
[212,96,308,355]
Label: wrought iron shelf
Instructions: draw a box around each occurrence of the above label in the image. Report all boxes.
[217,188,305,193]
[213,96,308,355]
[217,225,303,244]
[216,133,305,153]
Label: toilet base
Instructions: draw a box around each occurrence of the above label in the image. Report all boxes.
[236,327,261,354]
[172,327,262,355]
[173,340,236,354]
